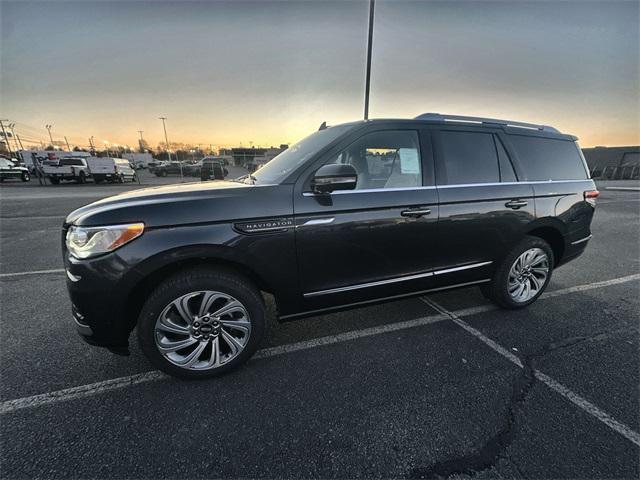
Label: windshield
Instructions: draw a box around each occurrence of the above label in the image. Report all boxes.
[249,124,355,184]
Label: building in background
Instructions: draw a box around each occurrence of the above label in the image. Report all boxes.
[582,146,640,179]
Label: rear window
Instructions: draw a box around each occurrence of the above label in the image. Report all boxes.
[61,158,84,166]
[439,131,500,184]
[508,135,588,181]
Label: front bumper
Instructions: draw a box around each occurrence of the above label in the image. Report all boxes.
[64,249,143,355]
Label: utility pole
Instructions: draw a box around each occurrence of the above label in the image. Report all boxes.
[0,119,14,157]
[363,0,375,120]
[45,124,54,147]
[16,134,25,151]
[8,123,20,152]
[64,136,71,151]
[159,116,182,179]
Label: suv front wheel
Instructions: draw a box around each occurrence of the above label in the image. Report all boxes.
[137,268,266,379]
[482,236,554,309]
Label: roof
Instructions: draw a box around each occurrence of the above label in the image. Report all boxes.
[340,113,576,140]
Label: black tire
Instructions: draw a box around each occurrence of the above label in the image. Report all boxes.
[481,236,554,309]
[49,177,60,185]
[77,171,86,184]
[137,267,266,379]
[21,172,30,182]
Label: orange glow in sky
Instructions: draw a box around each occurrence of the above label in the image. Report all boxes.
[1,1,638,149]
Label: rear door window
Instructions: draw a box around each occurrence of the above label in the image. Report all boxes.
[438,131,500,185]
[508,135,588,181]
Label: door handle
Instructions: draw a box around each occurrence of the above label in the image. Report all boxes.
[401,208,431,218]
[505,200,528,209]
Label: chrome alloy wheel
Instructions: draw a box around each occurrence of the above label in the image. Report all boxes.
[154,291,251,370]
[508,247,550,303]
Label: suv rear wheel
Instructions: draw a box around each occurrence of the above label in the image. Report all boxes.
[481,236,554,309]
[137,268,265,379]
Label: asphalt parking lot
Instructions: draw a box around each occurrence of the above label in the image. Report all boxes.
[1,177,638,479]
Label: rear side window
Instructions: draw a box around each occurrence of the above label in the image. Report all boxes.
[508,135,588,181]
[438,131,499,184]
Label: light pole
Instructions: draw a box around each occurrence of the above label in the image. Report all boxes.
[8,124,20,152]
[45,124,54,147]
[363,0,375,120]
[137,130,145,152]
[159,116,182,180]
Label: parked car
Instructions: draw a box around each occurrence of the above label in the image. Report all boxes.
[88,157,137,183]
[200,157,228,181]
[0,157,30,182]
[63,113,598,379]
[184,160,203,177]
[43,156,91,184]
[153,161,185,177]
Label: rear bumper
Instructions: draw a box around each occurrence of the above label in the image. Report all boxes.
[557,234,592,267]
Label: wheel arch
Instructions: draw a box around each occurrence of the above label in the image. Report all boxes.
[524,219,566,267]
[122,249,275,333]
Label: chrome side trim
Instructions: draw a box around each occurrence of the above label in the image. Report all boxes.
[301,180,591,197]
[302,186,437,196]
[282,279,491,320]
[304,271,434,297]
[299,217,335,227]
[433,261,493,275]
[571,234,592,245]
[303,261,492,298]
[436,180,591,189]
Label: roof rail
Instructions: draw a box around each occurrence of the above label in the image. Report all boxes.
[414,113,560,134]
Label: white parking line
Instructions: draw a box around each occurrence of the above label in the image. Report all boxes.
[420,296,640,448]
[1,215,66,220]
[0,273,638,415]
[605,186,640,192]
[0,268,65,278]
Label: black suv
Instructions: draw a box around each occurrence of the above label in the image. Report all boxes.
[63,113,598,378]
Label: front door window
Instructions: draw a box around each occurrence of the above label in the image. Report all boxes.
[322,130,422,190]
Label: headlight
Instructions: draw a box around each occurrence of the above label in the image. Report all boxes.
[66,223,144,259]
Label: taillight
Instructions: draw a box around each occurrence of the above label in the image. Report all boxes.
[584,190,599,206]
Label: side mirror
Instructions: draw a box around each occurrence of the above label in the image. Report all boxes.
[311,164,357,194]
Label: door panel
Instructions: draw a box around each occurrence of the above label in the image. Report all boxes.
[436,183,535,271]
[293,127,439,311]
[431,126,536,279]
[294,188,439,309]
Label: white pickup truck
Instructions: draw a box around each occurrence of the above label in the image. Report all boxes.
[43,157,137,184]
[43,157,91,184]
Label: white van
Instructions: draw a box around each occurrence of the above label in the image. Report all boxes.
[87,157,137,183]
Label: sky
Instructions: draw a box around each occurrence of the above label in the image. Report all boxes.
[1,0,639,149]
